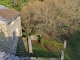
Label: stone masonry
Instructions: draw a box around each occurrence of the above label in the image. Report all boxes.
[0,5,22,55]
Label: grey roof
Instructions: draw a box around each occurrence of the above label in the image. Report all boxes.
[0,5,20,24]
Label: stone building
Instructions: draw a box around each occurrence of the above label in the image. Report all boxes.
[0,5,22,55]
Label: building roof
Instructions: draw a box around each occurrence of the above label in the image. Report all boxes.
[0,5,20,24]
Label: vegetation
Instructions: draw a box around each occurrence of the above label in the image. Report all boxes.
[41,39,63,52]
[21,0,80,59]
[0,0,28,11]
[66,31,80,60]
[21,0,80,40]
[32,44,56,58]
[32,38,63,58]
[1,0,80,60]
[64,50,72,60]
[0,0,11,7]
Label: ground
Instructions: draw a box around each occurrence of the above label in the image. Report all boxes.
[66,31,80,60]
[16,31,80,60]
[16,35,63,59]
[32,40,57,58]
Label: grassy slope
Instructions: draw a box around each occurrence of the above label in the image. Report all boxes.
[32,39,63,58]
[32,44,56,58]
[66,31,80,60]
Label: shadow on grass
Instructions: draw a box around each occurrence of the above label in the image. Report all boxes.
[33,50,57,58]
[32,44,57,58]
[66,30,80,60]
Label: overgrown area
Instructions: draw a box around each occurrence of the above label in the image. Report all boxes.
[0,0,28,11]
[66,31,80,60]
[1,0,80,60]
[32,38,63,58]
[21,0,80,59]
[21,0,80,39]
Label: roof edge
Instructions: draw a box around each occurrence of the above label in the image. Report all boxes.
[0,14,20,24]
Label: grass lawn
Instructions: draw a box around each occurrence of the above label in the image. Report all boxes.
[16,36,63,58]
[32,39,63,58]
[32,44,57,58]
[66,31,80,60]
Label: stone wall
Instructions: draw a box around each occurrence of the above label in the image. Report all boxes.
[0,51,20,60]
[0,20,10,53]
[7,16,22,54]
[0,16,22,55]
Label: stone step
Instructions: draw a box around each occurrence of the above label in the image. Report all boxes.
[20,57,30,60]
[20,57,59,60]
[17,53,28,55]
[30,57,59,60]
[18,51,25,53]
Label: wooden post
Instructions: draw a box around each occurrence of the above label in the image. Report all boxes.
[28,36,33,56]
[64,40,67,49]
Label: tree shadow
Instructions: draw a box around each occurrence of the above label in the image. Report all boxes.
[66,30,80,60]
[32,42,58,58]
[33,50,57,58]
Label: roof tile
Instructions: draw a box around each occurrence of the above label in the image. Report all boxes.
[0,5,20,24]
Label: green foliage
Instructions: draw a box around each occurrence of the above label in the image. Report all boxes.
[32,38,63,58]
[0,0,11,7]
[11,0,28,11]
[64,51,72,60]
[67,31,80,60]
[32,44,57,58]
[0,0,28,11]
[22,29,26,37]
[41,39,63,52]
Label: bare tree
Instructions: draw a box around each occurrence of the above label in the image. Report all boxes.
[21,0,80,38]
